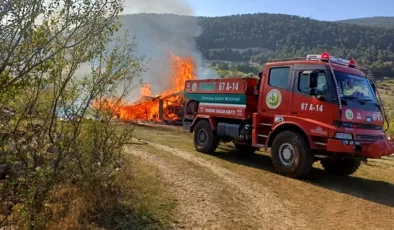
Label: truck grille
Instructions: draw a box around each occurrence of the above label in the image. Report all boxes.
[333,121,383,130]
[355,134,384,141]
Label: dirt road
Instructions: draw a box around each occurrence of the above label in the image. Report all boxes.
[125,125,394,229]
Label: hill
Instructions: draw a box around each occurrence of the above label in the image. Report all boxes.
[338,17,394,28]
[119,13,394,78]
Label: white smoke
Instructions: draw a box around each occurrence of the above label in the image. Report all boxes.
[115,0,218,102]
[122,0,195,16]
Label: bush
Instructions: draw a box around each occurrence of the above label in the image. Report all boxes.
[0,0,145,228]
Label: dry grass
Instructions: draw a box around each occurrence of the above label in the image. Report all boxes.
[129,124,394,229]
[0,153,176,230]
[126,142,305,229]
[127,144,237,229]
[123,150,177,229]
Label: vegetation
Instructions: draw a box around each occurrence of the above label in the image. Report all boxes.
[196,13,394,78]
[1,4,393,228]
[0,0,146,228]
[376,80,394,134]
[209,62,261,78]
[339,16,394,28]
[120,13,394,78]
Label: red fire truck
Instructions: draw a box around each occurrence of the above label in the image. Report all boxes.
[182,53,394,178]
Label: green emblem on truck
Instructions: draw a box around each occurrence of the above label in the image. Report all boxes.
[266,89,282,109]
[345,109,354,120]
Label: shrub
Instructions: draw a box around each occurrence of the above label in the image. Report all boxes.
[0,0,145,228]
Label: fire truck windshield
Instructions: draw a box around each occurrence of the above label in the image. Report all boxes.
[334,71,377,104]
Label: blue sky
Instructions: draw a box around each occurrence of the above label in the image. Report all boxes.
[187,0,394,21]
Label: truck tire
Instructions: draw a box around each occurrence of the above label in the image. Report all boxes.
[271,131,314,178]
[194,120,218,154]
[321,158,361,176]
[234,144,257,154]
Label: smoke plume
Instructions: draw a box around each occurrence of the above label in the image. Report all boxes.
[116,0,217,101]
[122,0,194,16]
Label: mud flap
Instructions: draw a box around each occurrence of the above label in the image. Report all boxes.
[182,118,192,131]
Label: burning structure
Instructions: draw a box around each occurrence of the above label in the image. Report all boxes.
[96,52,196,124]
[94,2,214,123]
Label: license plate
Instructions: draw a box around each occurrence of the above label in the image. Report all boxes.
[342,140,360,145]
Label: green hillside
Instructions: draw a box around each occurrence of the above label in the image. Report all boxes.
[339,16,394,28]
[120,13,394,78]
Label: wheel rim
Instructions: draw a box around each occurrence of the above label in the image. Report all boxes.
[197,129,207,144]
[278,143,296,165]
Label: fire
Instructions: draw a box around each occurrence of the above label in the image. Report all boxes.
[140,83,152,97]
[95,52,196,122]
[161,53,196,97]
[92,98,124,116]
[119,100,159,121]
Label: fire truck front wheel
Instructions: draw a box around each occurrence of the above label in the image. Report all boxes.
[320,158,361,176]
[194,120,219,154]
[271,131,314,178]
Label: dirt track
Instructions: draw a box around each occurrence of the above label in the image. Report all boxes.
[128,147,226,229]
[125,125,394,229]
[126,142,306,229]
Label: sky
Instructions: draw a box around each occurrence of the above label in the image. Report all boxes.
[186,0,394,21]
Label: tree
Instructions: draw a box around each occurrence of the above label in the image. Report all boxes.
[120,13,394,78]
[0,0,144,228]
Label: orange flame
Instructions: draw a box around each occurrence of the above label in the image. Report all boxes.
[94,52,196,121]
[92,97,125,119]
[140,83,152,97]
[161,53,196,97]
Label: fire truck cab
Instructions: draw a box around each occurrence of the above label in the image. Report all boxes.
[183,53,394,178]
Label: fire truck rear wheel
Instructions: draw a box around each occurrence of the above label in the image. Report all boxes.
[194,120,219,154]
[271,131,314,178]
[320,158,361,176]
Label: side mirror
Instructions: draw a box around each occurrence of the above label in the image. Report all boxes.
[308,71,319,95]
[371,82,377,93]
[308,71,318,88]
[258,71,263,79]
[309,88,318,96]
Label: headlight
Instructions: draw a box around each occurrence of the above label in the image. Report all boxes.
[335,132,353,140]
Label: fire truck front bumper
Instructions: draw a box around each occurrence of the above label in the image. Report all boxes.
[325,139,394,158]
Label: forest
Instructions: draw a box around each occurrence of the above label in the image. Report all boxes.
[119,13,394,77]
[195,13,394,78]
[339,16,394,28]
